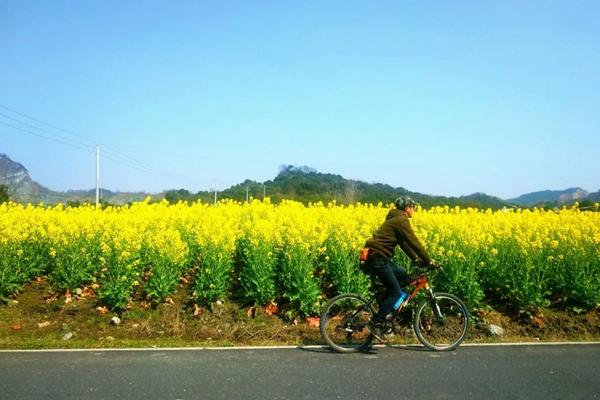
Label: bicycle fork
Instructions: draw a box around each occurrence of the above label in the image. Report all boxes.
[427,287,444,320]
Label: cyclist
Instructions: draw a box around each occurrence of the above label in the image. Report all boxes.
[361,195,439,341]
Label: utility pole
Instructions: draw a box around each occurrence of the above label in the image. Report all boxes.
[95,145,100,208]
[213,180,218,205]
[246,186,249,203]
[262,183,266,201]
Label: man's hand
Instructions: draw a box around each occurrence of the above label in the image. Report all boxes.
[427,261,441,270]
[416,259,439,269]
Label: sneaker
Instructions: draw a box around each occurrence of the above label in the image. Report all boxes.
[368,321,385,342]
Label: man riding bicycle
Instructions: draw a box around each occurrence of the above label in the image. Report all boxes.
[361,196,439,341]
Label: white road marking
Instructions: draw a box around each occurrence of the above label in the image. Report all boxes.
[0,341,599,353]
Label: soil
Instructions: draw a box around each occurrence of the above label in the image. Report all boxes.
[1,279,599,349]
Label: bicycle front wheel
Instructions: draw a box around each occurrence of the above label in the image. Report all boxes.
[413,292,469,351]
[320,293,375,353]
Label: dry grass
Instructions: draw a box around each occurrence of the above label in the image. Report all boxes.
[0,279,598,349]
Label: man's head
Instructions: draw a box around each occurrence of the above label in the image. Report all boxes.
[394,196,418,217]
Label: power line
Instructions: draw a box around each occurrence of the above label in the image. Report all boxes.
[0,122,171,180]
[0,105,96,148]
[0,105,216,187]
[1,104,211,164]
[0,110,95,150]
[0,120,94,152]
[100,144,217,186]
[101,150,212,186]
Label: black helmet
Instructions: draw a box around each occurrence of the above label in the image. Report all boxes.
[395,196,417,210]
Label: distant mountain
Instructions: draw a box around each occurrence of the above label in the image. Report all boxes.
[0,153,62,203]
[264,166,507,208]
[0,154,153,204]
[1,154,595,209]
[458,192,507,209]
[174,165,509,209]
[588,191,600,202]
[508,188,591,207]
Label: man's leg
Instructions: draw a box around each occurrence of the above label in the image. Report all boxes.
[391,262,409,287]
[370,258,403,340]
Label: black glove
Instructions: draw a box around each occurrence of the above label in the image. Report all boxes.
[427,261,441,270]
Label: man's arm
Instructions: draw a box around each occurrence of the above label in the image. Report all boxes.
[397,240,419,263]
[397,218,433,265]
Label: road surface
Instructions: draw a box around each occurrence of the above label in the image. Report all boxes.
[1,344,599,399]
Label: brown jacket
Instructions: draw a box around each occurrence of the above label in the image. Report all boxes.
[365,208,432,265]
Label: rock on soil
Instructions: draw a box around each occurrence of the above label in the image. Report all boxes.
[487,324,505,336]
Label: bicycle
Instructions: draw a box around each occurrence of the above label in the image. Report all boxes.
[320,266,469,352]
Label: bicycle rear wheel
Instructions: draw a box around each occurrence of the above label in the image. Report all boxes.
[413,292,469,351]
[320,293,375,353]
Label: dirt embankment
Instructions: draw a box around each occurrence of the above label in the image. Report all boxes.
[1,279,599,349]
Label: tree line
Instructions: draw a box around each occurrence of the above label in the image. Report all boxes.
[164,166,509,209]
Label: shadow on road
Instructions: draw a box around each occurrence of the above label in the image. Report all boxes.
[297,345,334,354]
[297,343,429,354]
[386,344,430,352]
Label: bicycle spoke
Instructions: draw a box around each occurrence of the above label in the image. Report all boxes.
[414,293,469,351]
[320,294,375,353]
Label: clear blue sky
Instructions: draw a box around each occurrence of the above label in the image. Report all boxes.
[1,1,599,199]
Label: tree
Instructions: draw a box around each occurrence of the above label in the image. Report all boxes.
[0,184,9,204]
[164,189,194,203]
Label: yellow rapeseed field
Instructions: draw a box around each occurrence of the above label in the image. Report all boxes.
[1,200,599,315]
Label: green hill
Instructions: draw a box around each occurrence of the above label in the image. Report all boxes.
[167,165,508,209]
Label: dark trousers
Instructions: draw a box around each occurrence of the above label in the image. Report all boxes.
[366,255,408,323]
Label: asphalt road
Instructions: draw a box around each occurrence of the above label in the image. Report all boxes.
[1,344,599,400]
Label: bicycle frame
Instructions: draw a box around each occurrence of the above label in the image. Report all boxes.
[396,273,443,319]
